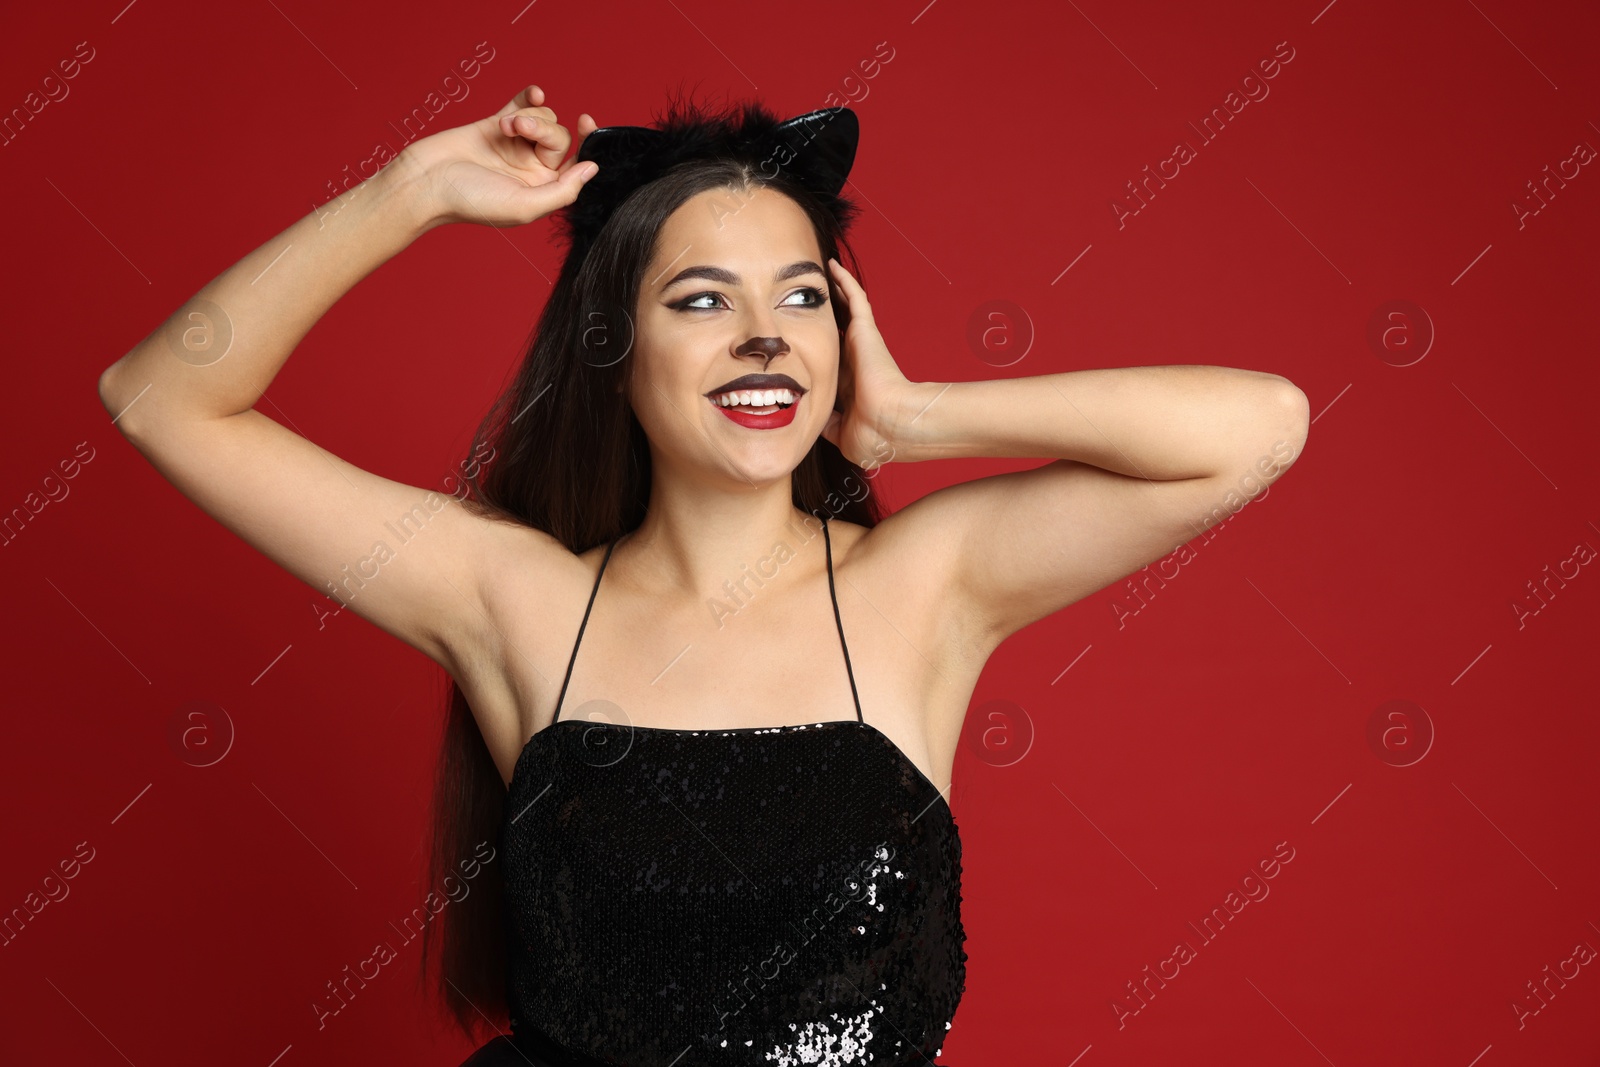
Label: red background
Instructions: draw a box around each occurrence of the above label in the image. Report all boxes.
[3,0,1598,1064]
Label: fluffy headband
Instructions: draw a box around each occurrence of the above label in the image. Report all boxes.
[551,99,861,269]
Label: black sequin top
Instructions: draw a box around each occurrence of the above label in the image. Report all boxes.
[498,518,968,1066]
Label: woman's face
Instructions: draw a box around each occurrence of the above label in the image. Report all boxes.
[628,185,840,487]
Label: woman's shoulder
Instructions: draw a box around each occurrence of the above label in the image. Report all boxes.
[828,507,980,637]
[825,511,930,596]
[457,521,612,665]
[828,507,954,576]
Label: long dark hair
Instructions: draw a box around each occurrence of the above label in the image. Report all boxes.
[417,108,889,1041]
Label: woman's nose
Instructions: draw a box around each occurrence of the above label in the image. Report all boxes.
[734,335,790,361]
[730,301,787,351]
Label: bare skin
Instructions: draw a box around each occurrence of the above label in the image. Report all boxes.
[97,85,1311,803]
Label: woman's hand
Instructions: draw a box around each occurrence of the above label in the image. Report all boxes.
[822,258,922,470]
[392,84,600,229]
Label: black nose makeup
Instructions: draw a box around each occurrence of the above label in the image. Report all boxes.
[734,336,789,362]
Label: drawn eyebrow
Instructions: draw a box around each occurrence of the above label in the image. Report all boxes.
[660,260,825,292]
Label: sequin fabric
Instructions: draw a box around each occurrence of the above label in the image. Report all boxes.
[495,519,968,1066]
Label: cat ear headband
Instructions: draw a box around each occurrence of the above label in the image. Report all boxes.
[552,101,860,268]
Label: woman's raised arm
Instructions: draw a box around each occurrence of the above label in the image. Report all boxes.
[820,256,1311,662]
[95,85,600,676]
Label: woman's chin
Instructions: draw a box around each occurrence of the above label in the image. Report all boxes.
[717,447,811,487]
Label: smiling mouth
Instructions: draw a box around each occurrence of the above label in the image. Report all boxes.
[703,371,807,406]
[708,387,800,413]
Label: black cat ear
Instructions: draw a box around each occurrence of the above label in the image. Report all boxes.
[768,107,859,198]
[559,102,860,265]
[576,124,662,168]
[577,107,858,196]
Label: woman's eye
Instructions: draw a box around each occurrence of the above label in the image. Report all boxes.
[782,286,829,308]
[673,287,828,312]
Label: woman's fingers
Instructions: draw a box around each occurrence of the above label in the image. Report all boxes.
[827,258,873,322]
[570,113,599,162]
[499,109,570,171]
[497,106,556,139]
[495,84,545,118]
[523,115,570,172]
[502,104,560,129]
[515,158,599,219]
[552,114,601,178]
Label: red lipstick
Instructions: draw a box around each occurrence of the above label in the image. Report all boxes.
[711,396,800,429]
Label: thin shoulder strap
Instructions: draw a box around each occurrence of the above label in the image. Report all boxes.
[552,536,620,725]
[823,516,865,724]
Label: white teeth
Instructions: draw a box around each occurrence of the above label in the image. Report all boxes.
[714,388,796,408]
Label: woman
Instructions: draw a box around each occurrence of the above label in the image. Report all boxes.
[97,84,1310,1066]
